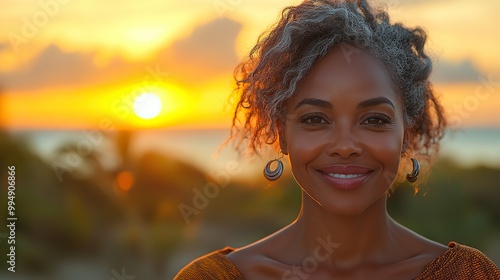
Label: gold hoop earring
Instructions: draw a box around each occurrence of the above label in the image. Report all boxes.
[263,154,284,181]
[406,158,420,183]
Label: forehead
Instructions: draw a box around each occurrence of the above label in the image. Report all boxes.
[290,45,399,106]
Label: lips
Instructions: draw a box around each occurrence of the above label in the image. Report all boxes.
[317,165,374,190]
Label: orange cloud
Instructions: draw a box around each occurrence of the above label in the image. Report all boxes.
[0,18,243,129]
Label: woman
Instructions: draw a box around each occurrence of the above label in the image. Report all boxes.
[175,0,500,279]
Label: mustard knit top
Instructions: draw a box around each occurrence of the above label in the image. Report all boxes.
[174,242,500,279]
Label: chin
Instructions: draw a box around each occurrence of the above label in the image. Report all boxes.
[301,179,389,217]
[320,200,374,216]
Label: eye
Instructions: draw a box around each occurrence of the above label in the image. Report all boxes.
[305,116,326,124]
[365,118,385,125]
[299,113,329,126]
[362,114,393,127]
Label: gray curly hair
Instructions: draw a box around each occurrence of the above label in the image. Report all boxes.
[229,0,446,162]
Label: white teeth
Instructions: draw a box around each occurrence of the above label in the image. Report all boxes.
[328,173,364,179]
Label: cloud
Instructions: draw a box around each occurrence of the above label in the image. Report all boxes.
[431,59,484,84]
[0,44,139,91]
[0,18,243,92]
[11,45,95,89]
[153,18,242,84]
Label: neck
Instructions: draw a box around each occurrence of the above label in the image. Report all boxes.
[287,191,401,269]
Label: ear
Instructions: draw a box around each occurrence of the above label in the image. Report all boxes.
[276,119,288,155]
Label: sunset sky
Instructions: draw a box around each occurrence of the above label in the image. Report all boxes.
[1,0,499,130]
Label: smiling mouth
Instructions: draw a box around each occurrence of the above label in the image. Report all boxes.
[326,173,365,179]
[317,165,374,190]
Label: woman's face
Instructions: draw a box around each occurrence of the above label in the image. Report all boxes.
[279,46,405,215]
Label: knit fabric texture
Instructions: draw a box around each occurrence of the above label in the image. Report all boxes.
[415,242,500,279]
[174,247,244,280]
[174,242,500,279]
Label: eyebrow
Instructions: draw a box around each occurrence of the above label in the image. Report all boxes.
[294,96,395,110]
[357,97,395,109]
[295,98,332,110]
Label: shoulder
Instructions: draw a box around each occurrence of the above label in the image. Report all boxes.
[226,238,293,280]
[174,247,244,280]
[226,246,289,280]
[416,242,500,279]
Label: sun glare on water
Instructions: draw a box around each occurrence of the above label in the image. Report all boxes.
[133,93,162,119]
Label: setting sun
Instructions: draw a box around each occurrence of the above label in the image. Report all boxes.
[133,93,163,120]
[116,82,197,129]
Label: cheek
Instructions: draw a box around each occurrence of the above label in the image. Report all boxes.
[363,130,404,180]
[367,132,402,155]
[285,129,327,187]
[286,129,329,165]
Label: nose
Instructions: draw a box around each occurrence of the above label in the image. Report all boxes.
[325,127,363,159]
